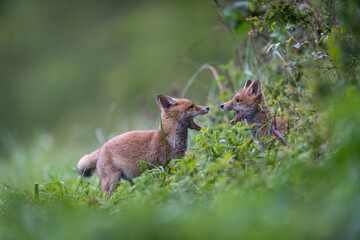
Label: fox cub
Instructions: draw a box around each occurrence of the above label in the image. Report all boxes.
[77,94,209,194]
[221,79,290,146]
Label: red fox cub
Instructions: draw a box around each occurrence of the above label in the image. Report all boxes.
[221,79,291,147]
[77,94,209,195]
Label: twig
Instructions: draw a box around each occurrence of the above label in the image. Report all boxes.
[181,64,224,98]
[203,64,225,94]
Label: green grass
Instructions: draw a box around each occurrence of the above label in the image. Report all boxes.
[0,91,359,239]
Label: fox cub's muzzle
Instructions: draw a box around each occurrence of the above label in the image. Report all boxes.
[202,106,210,114]
[220,100,233,111]
[193,106,209,116]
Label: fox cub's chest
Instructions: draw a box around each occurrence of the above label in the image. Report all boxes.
[169,120,189,159]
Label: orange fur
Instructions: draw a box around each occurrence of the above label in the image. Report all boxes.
[77,95,209,195]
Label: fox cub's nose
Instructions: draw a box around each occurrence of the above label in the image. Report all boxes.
[206,107,210,111]
[220,104,224,109]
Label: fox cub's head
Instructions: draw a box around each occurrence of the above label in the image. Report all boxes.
[156,94,209,131]
[220,79,264,125]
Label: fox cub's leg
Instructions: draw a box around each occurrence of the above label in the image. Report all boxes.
[107,170,122,194]
[97,159,122,195]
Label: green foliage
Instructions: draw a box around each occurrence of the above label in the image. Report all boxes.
[216,0,359,99]
[249,1,310,32]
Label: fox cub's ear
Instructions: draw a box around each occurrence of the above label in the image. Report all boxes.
[243,79,253,89]
[156,94,177,110]
[247,80,261,97]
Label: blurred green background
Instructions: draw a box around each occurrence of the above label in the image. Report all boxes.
[0,0,233,143]
[0,1,359,239]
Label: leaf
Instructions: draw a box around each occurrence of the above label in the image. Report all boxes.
[292,41,309,49]
[266,42,281,54]
[286,36,294,44]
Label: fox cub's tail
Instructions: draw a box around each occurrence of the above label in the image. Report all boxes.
[77,148,100,177]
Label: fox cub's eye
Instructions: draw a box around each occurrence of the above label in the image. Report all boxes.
[189,104,194,109]
[236,99,242,103]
